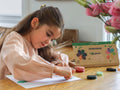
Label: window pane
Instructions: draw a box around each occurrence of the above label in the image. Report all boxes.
[0,0,22,16]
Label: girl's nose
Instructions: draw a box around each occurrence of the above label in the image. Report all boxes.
[45,39,51,45]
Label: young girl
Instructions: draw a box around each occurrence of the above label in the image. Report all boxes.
[0,6,74,81]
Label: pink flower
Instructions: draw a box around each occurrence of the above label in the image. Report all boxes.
[86,4,101,17]
[86,2,113,17]
[100,2,113,14]
[75,0,120,43]
[114,0,120,9]
[109,0,120,16]
[110,16,120,30]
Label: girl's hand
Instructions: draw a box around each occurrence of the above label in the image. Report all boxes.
[51,60,68,67]
[53,66,75,80]
[51,53,69,67]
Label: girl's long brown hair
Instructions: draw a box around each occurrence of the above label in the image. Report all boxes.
[0,6,64,62]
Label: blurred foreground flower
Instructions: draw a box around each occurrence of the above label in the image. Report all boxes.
[75,0,120,43]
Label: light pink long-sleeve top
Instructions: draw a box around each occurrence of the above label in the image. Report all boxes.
[0,31,56,81]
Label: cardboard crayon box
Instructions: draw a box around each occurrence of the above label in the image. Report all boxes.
[72,42,119,67]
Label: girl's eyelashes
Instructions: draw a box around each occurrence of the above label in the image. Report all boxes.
[51,39,54,41]
[46,32,51,37]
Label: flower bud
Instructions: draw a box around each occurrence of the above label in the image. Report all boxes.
[75,0,89,8]
[91,0,97,4]
[97,0,105,3]
[105,26,118,33]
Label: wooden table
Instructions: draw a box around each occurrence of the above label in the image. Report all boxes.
[0,47,120,90]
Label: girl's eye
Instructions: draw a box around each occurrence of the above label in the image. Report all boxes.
[46,32,51,37]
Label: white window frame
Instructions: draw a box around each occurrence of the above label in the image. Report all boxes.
[0,0,30,27]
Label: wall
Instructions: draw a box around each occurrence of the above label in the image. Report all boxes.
[24,0,104,42]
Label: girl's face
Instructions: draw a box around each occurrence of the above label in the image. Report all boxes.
[30,24,61,49]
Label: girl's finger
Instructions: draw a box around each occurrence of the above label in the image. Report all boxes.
[51,61,58,65]
[57,63,63,66]
[64,76,70,80]
[56,61,65,66]
[72,68,75,74]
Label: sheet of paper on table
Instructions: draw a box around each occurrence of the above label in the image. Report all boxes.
[6,75,81,89]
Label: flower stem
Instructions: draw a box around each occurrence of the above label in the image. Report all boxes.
[98,15,108,25]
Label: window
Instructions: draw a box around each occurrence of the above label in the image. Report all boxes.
[0,0,22,27]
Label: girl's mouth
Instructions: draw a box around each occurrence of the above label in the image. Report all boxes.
[41,43,45,47]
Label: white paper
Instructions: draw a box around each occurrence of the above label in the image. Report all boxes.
[6,75,80,89]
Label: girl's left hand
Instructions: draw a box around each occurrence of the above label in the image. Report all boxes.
[51,60,68,67]
[51,53,69,67]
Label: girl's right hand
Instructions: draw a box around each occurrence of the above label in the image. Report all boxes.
[53,66,74,80]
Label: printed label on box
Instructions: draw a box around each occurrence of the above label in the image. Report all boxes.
[72,42,119,67]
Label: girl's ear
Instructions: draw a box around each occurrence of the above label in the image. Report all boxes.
[31,17,39,29]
